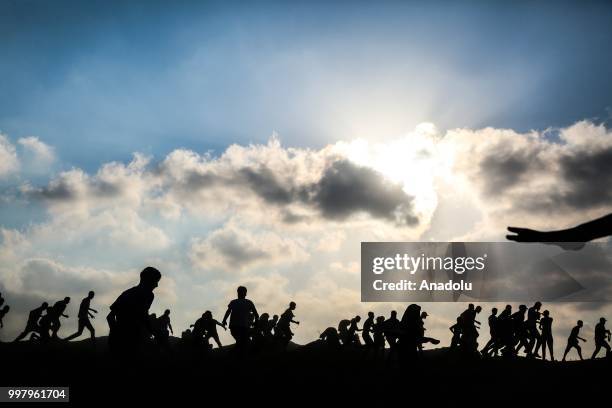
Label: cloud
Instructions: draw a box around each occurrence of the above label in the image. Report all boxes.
[18,136,55,168]
[0,134,19,177]
[190,223,309,274]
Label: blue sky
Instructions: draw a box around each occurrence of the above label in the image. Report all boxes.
[2,0,612,353]
[2,0,612,172]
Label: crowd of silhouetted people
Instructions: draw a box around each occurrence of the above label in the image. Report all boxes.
[2,268,610,364]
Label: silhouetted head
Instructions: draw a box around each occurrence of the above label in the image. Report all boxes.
[150,313,157,319]
[577,320,583,327]
[260,313,269,321]
[600,317,607,324]
[542,310,550,317]
[368,311,374,318]
[237,286,247,299]
[88,291,95,299]
[289,301,296,310]
[203,310,212,319]
[475,306,482,313]
[41,302,48,309]
[534,301,542,309]
[391,310,397,319]
[354,315,361,322]
[272,315,279,322]
[468,303,474,310]
[164,309,170,316]
[63,297,70,304]
[492,308,498,315]
[519,304,527,311]
[421,311,428,319]
[377,316,385,323]
[140,266,161,290]
[505,305,511,311]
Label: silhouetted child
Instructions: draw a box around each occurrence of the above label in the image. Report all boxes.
[526,301,542,357]
[276,301,299,344]
[202,310,225,348]
[449,318,462,349]
[338,319,351,345]
[222,286,259,351]
[14,302,48,342]
[591,317,611,359]
[362,311,375,347]
[107,266,162,355]
[539,310,554,361]
[65,291,97,342]
[562,320,586,361]
[0,305,9,328]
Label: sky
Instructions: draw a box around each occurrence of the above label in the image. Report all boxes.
[1,0,612,358]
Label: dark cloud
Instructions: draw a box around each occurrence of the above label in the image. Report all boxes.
[309,160,418,225]
[238,166,294,205]
[208,231,269,268]
[555,147,612,209]
[477,144,544,196]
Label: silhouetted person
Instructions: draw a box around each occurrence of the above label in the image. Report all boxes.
[511,305,528,356]
[591,317,611,359]
[49,297,70,339]
[526,301,542,357]
[347,315,362,345]
[449,318,462,349]
[481,307,499,356]
[362,311,375,347]
[320,327,340,348]
[14,302,48,342]
[507,212,612,249]
[459,304,481,353]
[191,313,207,346]
[270,315,279,336]
[373,316,386,356]
[497,305,514,356]
[562,320,586,361]
[203,310,225,348]
[383,310,400,349]
[65,291,97,342]
[276,301,299,345]
[0,305,9,328]
[539,310,554,361]
[156,309,173,349]
[222,286,259,352]
[107,266,162,355]
[399,304,422,361]
[417,311,439,350]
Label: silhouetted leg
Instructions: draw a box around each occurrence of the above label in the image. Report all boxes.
[577,345,583,360]
[562,344,572,361]
[64,321,85,341]
[14,327,34,342]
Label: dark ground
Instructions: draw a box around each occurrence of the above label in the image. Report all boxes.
[1,337,610,404]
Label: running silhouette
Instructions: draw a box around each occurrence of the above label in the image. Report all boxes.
[481,307,499,357]
[106,266,162,355]
[362,311,375,348]
[202,310,225,348]
[525,301,542,358]
[65,291,97,342]
[275,301,299,346]
[507,212,612,249]
[14,302,48,342]
[222,286,259,352]
[49,297,70,339]
[562,320,587,361]
[591,317,611,359]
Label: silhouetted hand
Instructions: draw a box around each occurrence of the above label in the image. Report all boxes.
[506,227,585,250]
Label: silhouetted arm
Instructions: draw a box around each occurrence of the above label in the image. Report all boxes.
[89,307,98,313]
[222,307,231,326]
[250,302,259,322]
[169,322,173,335]
[507,213,612,248]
